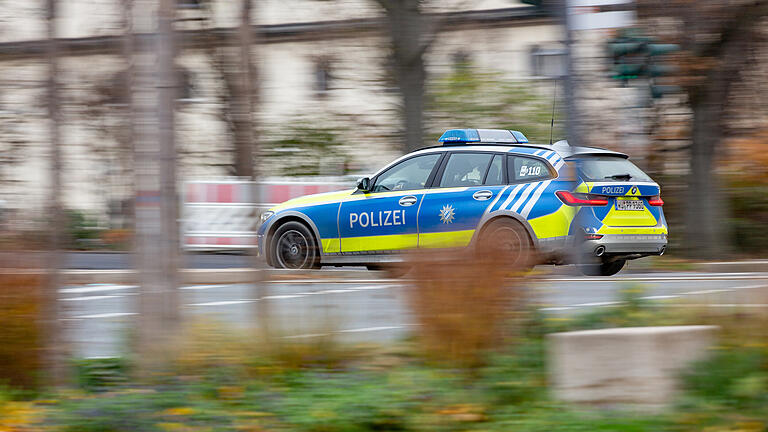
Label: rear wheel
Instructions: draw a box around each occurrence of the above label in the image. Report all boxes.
[270,221,319,269]
[578,258,625,276]
[477,218,533,271]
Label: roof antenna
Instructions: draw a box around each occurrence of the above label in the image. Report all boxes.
[549,79,557,145]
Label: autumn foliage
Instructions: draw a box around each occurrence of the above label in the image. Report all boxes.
[406,246,530,367]
[0,272,44,389]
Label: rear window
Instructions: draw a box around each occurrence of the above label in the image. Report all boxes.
[576,156,652,182]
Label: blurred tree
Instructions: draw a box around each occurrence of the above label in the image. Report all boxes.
[262,123,349,177]
[638,0,768,258]
[374,0,436,154]
[44,0,66,386]
[427,64,563,144]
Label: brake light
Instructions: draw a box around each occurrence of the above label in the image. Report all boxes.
[584,234,604,240]
[556,190,609,206]
[648,196,664,206]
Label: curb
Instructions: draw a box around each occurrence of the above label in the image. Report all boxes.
[1,268,378,285]
[689,261,768,274]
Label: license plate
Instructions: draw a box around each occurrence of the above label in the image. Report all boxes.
[616,199,645,211]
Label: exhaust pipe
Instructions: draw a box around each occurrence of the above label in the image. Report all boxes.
[594,245,606,257]
[659,246,666,256]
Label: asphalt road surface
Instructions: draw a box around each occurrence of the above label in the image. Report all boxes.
[59,271,768,358]
[63,252,255,270]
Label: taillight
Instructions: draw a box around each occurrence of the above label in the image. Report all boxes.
[648,196,664,206]
[556,190,609,206]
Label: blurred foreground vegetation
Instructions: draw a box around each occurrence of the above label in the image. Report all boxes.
[2,286,767,432]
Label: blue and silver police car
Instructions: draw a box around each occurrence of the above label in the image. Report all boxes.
[256,129,667,276]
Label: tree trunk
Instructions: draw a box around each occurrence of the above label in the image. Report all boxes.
[396,57,426,154]
[684,87,729,259]
[233,0,255,178]
[382,0,429,154]
[134,0,180,372]
[44,0,66,386]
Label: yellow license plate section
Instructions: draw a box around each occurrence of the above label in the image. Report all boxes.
[602,198,657,227]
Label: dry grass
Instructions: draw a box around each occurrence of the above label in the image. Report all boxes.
[173,318,375,379]
[405,247,530,368]
[0,272,44,389]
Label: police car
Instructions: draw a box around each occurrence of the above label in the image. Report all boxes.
[256,129,667,276]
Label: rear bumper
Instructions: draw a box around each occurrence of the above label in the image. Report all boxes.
[582,233,667,256]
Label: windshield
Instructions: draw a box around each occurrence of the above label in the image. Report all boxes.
[576,156,652,182]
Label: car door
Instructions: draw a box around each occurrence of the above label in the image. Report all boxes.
[418,152,505,249]
[339,153,442,253]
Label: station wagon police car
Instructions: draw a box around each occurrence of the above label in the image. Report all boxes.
[256,129,667,276]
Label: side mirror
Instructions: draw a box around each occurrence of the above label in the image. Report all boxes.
[357,177,371,192]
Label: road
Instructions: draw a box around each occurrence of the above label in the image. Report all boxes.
[59,271,768,358]
[63,252,254,270]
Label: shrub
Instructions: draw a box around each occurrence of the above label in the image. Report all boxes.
[0,273,44,389]
[406,247,529,368]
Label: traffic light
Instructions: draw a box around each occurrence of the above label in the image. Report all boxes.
[646,42,680,99]
[607,33,649,81]
[607,30,680,99]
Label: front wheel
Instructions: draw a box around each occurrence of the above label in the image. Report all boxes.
[270,221,319,269]
[578,258,625,276]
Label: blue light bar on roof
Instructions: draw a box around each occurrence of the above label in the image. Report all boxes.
[510,130,529,143]
[438,129,529,145]
[438,129,480,143]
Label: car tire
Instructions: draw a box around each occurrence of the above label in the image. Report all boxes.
[477,218,533,271]
[578,258,625,277]
[270,221,320,270]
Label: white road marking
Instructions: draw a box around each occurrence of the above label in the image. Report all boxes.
[682,289,731,295]
[640,295,680,300]
[60,295,124,302]
[187,300,254,306]
[337,325,403,333]
[311,289,356,295]
[60,284,137,294]
[74,312,138,319]
[180,284,242,290]
[261,294,305,300]
[572,301,621,307]
[538,273,768,282]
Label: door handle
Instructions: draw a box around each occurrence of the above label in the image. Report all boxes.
[398,196,418,207]
[472,190,493,201]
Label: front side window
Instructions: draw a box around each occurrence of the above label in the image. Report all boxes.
[372,153,441,192]
[439,153,494,188]
[508,156,553,183]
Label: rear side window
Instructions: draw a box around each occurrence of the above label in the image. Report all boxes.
[508,156,553,183]
[577,156,652,182]
[439,153,493,188]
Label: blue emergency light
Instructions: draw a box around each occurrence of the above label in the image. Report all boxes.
[438,129,529,145]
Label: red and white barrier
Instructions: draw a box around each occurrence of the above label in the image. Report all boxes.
[182,178,349,250]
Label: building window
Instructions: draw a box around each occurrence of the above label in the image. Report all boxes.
[313,56,333,96]
[452,50,471,72]
[103,66,196,106]
[176,0,202,9]
[530,45,566,78]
